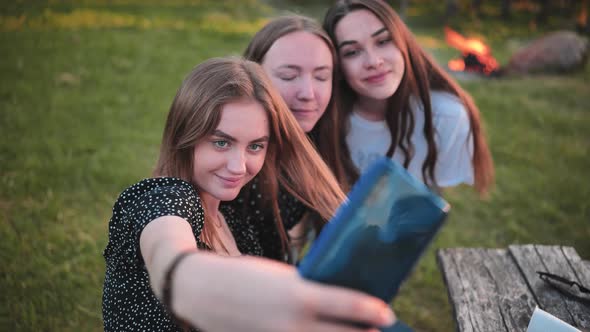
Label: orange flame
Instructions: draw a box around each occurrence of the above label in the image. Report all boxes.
[444,26,491,56]
[444,26,499,75]
[448,59,465,71]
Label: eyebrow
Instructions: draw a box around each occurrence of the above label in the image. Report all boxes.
[337,27,389,49]
[212,130,269,143]
[314,66,332,71]
[275,65,300,71]
[275,65,332,71]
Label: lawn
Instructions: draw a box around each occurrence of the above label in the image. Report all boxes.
[1,1,589,331]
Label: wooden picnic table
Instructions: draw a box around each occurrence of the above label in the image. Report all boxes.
[437,244,590,332]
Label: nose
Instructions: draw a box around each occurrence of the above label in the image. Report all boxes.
[364,48,384,69]
[296,75,315,101]
[226,149,247,175]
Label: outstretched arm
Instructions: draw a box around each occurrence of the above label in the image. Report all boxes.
[140,215,396,332]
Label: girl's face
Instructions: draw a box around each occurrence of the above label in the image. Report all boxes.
[334,9,405,101]
[192,99,269,202]
[262,31,333,133]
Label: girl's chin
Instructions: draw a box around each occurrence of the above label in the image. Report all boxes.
[358,86,397,101]
[295,118,320,133]
[207,186,242,202]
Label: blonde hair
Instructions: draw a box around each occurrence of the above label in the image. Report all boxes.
[154,57,346,255]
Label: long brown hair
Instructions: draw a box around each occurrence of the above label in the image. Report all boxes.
[324,0,494,195]
[153,57,346,256]
[244,15,356,192]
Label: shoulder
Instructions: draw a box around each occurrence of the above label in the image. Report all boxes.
[120,177,195,196]
[116,177,201,214]
[409,91,469,134]
[104,177,205,271]
[428,91,468,121]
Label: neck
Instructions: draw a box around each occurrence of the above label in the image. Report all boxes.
[354,96,388,122]
[199,191,221,216]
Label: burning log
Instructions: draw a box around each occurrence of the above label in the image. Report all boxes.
[444,27,588,77]
[444,27,500,76]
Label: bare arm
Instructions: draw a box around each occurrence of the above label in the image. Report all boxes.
[139,216,396,332]
[139,215,198,301]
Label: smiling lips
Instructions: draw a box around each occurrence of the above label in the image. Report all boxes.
[291,108,316,117]
[216,175,243,188]
[364,71,390,84]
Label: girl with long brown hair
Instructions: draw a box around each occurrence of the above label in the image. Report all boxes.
[323,0,494,195]
[102,57,395,331]
[243,15,357,255]
[244,15,356,192]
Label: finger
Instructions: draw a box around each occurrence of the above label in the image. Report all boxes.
[307,284,396,328]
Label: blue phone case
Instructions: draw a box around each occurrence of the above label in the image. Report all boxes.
[297,157,450,331]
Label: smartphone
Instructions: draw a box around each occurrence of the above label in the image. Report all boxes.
[298,157,450,331]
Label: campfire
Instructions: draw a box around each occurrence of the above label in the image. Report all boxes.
[444,27,500,76]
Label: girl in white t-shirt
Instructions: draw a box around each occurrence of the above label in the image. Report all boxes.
[324,0,494,195]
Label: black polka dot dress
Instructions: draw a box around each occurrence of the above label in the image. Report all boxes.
[102,177,292,331]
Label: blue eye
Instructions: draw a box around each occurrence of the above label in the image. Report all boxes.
[249,143,264,151]
[213,140,229,148]
[377,38,392,46]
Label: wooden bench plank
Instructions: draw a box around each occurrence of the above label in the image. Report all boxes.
[480,249,538,331]
[562,247,590,294]
[438,249,469,332]
[437,248,508,332]
[509,245,590,329]
[438,248,477,332]
[538,246,590,329]
[508,245,575,324]
[438,245,590,332]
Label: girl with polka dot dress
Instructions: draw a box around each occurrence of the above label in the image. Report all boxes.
[102,57,396,332]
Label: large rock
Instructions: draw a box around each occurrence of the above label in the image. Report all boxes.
[506,31,588,74]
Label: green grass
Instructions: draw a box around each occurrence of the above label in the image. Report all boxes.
[395,74,590,330]
[1,1,589,331]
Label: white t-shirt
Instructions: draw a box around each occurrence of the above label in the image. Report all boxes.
[346,91,474,187]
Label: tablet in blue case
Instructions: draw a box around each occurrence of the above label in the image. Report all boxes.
[297,157,450,332]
